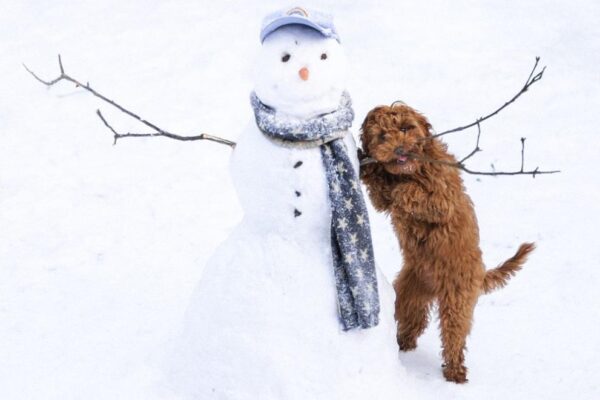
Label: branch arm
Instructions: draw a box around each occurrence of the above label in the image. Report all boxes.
[433,57,545,139]
[24,55,236,148]
[96,110,235,147]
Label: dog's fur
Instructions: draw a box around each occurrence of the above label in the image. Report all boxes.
[359,104,535,383]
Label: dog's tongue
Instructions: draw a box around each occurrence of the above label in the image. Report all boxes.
[397,155,408,163]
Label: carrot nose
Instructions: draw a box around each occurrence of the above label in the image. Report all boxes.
[299,67,309,81]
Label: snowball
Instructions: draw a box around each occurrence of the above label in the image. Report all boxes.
[254,25,348,119]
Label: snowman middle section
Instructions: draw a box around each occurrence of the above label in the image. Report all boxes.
[231,119,357,243]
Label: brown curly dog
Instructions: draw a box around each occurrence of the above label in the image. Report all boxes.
[359,103,535,383]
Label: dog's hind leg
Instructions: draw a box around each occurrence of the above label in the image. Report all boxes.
[393,267,435,351]
[438,289,478,383]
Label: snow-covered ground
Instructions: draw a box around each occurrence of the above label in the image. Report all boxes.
[1,1,599,399]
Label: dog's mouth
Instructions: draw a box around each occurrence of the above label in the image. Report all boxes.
[395,154,409,165]
[381,152,417,175]
[388,152,412,166]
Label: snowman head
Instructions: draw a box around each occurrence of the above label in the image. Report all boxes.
[254,8,347,119]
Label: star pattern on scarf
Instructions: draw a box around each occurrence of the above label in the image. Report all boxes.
[251,90,379,331]
[332,182,341,194]
[321,140,379,330]
[355,268,364,280]
[337,162,348,174]
[359,248,369,262]
[356,214,366,226]
[344,198,354,210]
[337,217,349,230]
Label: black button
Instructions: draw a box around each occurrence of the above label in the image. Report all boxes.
[294,161,303,168]
[294,209,302,217]
[295,191,301,197]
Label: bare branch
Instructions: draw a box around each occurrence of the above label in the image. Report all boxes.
[58,54,64,74]
[460,165,558,177]
[361,57,558,178]
[432,57,545,139]
[23,62,64,86]
[520,137,526,172]
[23,55,236,148]
[358,157,376,166]
[359,135,561,178]
[458,122,482,164]
[405,153,555,176]
[96,110,236,147]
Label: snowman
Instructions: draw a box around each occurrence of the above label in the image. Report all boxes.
[166,7,414,399]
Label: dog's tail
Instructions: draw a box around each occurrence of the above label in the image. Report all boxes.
[482,243,535,294]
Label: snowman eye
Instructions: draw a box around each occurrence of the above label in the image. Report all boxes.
[320,53,328,60]
[281,53,291,62]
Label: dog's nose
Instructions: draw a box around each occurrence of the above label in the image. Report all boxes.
[394,147,406,156]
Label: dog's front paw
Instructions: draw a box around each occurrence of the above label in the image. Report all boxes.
[443,364,468,384]
[392,182,425,209]
[397,334,417,351]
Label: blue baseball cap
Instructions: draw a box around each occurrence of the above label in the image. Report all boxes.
[260,6,340,43]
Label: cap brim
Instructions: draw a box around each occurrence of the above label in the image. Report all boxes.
[260,15,333,43]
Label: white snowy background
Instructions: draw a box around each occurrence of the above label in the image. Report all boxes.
[1,0,599,399]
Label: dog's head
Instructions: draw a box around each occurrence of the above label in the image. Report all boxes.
[360,103,434,176]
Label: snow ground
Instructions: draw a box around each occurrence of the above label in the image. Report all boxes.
[1,0,599,399]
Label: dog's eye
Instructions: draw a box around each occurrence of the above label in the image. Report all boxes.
[378,132,388,141]
[281,53,291,62]
[320,53,328,60]
[400,125,415,133]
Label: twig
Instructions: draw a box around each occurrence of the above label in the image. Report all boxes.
[432,57,545,139]
[409,152,559,177]
[360,57,559,177]
[96,110,236,146]
[23,55,236,148]
[520,137,526,172]
[359,137,560,177]
[429,58,558,177]
[458,122,482,164]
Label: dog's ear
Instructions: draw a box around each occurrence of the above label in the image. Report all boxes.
[360,107,389,181]
[411,111,450,160]
[423,130,450,161]
[360,106,387,154]
[414,112,433,137]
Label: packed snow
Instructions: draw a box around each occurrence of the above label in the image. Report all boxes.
[1,1,599,399]
[254,25,347,118]
[164,22,414,399]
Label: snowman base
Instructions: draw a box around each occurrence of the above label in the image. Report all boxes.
[164,223,416,400]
